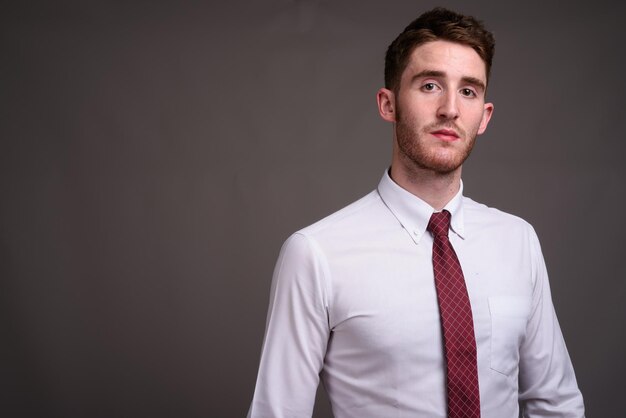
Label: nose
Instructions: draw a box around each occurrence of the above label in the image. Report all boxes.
[437,91,459,120]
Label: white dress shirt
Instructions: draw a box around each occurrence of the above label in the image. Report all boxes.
[248,171,584,418]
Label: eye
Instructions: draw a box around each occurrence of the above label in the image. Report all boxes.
[460,88,477,97]
[421,82,439,92]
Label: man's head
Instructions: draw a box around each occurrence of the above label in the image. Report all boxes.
[384,7,495,93]
[377,8,495,178]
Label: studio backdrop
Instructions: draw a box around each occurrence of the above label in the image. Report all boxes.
[1,1,625,417]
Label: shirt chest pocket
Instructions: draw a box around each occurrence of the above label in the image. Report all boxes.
[488,296,531,376]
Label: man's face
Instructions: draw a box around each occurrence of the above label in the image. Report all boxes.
[384,40,493,175]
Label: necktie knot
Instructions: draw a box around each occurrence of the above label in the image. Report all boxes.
[428,210,451,238]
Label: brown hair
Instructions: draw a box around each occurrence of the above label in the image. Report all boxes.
[384,7,495,92]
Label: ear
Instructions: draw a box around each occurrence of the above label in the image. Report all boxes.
[477,102,494,135]
[377,88,396,123]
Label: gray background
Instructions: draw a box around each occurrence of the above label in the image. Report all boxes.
[2,0,625,417]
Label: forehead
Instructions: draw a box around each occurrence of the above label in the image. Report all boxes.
[402,40,487,84]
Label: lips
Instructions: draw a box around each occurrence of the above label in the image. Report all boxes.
[431,129,460,141]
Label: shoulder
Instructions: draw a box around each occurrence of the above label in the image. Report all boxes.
[463,196,538,238]
[277,189,391,261]
[297,190,385,237]
[272,191,385,292]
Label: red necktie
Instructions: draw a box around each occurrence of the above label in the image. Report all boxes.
[428,210,481,418]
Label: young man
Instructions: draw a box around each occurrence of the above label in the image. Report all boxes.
[248,7,584,418]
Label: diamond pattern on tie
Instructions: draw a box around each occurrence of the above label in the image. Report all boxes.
[428,211,481,418]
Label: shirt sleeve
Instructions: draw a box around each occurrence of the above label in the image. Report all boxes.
[518,227,585,417]
[247,232,331,418]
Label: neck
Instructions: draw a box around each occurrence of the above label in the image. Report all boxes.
[389,163,461,211]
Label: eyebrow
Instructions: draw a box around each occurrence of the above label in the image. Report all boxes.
[411,70,486,92]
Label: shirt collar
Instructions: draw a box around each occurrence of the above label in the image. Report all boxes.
[377,169,466,245]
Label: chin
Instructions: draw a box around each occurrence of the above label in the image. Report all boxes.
[421,154,466,174]
[423,162,462,175]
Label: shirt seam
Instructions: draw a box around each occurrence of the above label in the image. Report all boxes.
[295,232,334,330]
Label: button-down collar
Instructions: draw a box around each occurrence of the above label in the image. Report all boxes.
[377,169,466,244]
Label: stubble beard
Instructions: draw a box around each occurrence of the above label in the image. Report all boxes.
[395,111,478,176]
